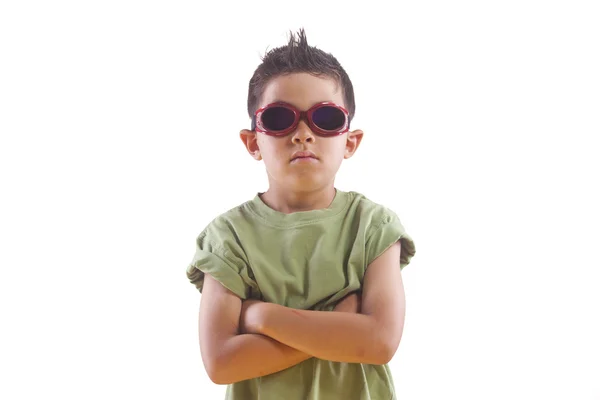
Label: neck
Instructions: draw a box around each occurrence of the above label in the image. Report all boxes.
[260,184,337,214]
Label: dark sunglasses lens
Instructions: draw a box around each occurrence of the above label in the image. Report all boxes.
[261,107,295,131]
[312,106,346,131]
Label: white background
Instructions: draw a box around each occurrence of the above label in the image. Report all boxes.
[1,1,599,399]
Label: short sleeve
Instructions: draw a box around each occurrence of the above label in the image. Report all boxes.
[186,230,258,300]
[365,211,416,270]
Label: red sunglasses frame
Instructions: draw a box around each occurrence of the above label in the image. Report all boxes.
[251,101,350,137]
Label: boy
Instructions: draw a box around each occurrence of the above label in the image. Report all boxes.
[186,28,416,400]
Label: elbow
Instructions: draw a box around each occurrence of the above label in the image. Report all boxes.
[204,353,250,385]
[206,368,226,385]
[203,354,233,385]
[372,325,403,365]
[204,358,223,385]
[379,340,399,365]
[205,361,232,385]
[373,338,400,365]
[209,374,231,386]
[368,342,394,365]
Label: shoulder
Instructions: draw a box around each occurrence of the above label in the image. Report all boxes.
[345,191,400,228]
[187,199,259,298]
[345,191,416,269]
[196,198,256,244]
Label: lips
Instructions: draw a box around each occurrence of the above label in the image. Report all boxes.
[291,151,318,161]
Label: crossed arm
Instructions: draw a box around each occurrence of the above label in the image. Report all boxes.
[198,241,405,385]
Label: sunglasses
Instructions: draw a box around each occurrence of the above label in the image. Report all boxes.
[251,101,350,137]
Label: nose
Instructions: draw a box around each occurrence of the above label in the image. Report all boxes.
[291,119,315,144]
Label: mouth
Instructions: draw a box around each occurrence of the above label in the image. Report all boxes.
[291,151,318,162]
[291,157,318,164]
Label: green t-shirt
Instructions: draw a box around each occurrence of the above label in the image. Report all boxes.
[186,189,416,400]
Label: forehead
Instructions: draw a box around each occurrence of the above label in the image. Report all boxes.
[260,72,344,111]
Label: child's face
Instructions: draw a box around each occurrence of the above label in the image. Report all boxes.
[240,72,363,193]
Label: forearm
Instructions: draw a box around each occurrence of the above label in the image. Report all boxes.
[209,332,312,385]
[258,304,391,365]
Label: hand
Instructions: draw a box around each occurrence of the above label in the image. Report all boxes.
[333,291,362,314]
[239,299,265,334]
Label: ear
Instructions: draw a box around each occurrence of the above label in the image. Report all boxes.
[344,129,364,159]
[239,129,262,160]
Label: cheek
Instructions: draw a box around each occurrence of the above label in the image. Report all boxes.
[258,140,286,167]
[323,142,348,170]
[325,139,348,159]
